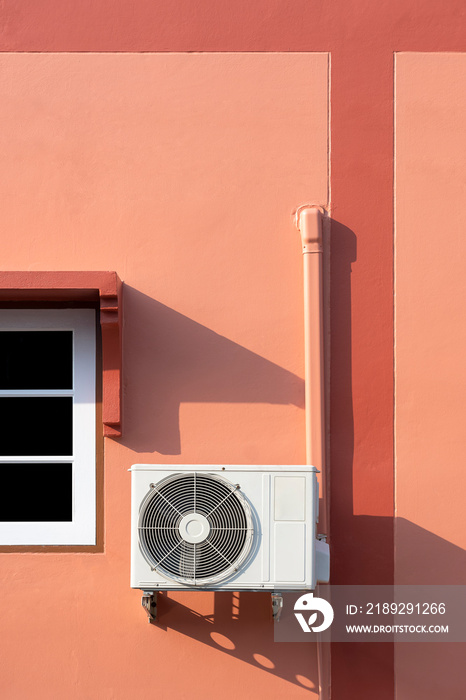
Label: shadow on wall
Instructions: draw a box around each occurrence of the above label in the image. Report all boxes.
[327,218,466,587]
[327,218,358,579]
[152,590,317,693]
[119,218,466,697]
[143,519,466,693]
[328,218,396,700]
[121,286,304,454]
[331,517,466,700]
[119,287,312,691]
[394,517,466,585]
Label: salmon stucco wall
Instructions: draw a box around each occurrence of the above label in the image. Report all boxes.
[0,52,328,700]
[395,52,466,699]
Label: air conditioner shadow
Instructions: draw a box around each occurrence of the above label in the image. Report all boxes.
[148,519,465,695]
[153,589,317,692]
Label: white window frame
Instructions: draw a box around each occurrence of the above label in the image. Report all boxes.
[0,309,96,545]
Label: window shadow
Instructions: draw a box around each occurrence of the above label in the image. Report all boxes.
[120,286,304,454]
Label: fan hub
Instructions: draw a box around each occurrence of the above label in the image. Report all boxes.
[179,513,210,544]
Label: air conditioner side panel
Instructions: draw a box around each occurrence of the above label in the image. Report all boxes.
[270,472,317,589]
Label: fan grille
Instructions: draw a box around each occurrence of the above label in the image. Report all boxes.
[138,472,254,585]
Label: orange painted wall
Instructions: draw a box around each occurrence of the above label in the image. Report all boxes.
[395,52,466,699]
[0,53,328,699]
[2,2,466,699]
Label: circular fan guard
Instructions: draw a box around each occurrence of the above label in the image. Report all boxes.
[138,472,254,585]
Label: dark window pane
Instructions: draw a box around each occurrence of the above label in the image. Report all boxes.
[0,397,72,456]
[0,463,72,521]
[0,331,72,389]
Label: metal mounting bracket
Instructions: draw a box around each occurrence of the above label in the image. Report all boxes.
[141,591,157,623]
[271,593,283,623]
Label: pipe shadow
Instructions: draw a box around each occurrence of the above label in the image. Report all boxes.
[328,218,396,700]
[328,217,394,583]
[121,286,304,454]
[328,217,358,575]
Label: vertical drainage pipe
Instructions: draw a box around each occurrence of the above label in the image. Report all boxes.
[295,205,328,534]
[295,205,330,700]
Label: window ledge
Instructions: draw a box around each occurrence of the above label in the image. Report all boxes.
[0,271,122,437]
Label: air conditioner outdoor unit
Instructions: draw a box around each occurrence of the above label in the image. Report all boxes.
[131,465,329,592]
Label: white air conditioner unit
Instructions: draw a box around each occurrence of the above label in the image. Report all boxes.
[131,465,329,592]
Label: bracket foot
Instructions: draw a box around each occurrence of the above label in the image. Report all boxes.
[142,591,157,623]
[272,593,283,623]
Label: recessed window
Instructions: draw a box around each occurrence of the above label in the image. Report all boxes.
[0,309,96,545]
